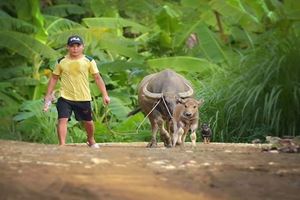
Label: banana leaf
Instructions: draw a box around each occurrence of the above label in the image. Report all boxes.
[46,17,83,35]
[43,4,86,17]
[108,96,131,120]
[0,17,36,33]
[210,0,264,32]
[147,56,219,73]
[83,17,150,33]
[0,31,60,59]
[195,23,229,63]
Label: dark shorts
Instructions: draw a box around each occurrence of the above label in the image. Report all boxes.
[56,97,92,121]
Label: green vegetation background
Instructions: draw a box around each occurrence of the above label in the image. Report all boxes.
[0,0,299,144]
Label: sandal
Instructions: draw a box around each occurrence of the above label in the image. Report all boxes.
[87,142,100,149]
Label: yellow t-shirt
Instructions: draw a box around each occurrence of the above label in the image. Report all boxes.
[52,55,99,101]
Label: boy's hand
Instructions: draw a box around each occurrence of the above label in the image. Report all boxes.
[43,99,52,112]
[43,94,54,112]
[103,95,111,105]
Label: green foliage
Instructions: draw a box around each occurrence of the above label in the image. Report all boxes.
[43,4,86,17]
[194,24,229,63]
[13,0,48,41]
[13,100,58,143]
[147,56,219,73]
[0,31,60,59]
[83,17,149,33]
[0,0,299,144]
[94,113,152,143]
[45,17,83,37]
[0,16,37,33]
[211,0,265,32]
[204,11,300,141]
[156,5,182,33]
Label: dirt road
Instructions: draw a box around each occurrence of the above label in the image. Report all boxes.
[0,140,299,200]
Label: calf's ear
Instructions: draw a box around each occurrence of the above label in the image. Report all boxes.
[198,99,205,106]
[176,97,184,104]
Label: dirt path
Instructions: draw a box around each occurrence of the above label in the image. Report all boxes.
[0,140,300,200]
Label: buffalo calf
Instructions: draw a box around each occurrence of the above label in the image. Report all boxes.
[172,98,204,147]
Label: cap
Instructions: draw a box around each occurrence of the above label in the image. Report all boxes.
[67,35,83,46]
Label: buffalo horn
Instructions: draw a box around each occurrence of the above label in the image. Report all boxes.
[143,82,163,98]
[178,83,194,98]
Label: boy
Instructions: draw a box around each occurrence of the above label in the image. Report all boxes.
[44,35,110,148]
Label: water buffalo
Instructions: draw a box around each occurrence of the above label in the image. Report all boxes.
[172,98,204,147]
[129,69,194,148]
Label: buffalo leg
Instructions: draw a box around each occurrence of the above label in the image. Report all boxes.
[173,127,184,147]
[159,122,172,147]
[162,120,172,147]
[147,118,159,148]
[190,131,197,147]
[190,124,198,147]
[177,129,185,145]
[181,130,188,147]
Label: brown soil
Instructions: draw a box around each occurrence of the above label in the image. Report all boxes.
[0,140,299,200]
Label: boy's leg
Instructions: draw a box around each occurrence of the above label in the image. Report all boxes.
[83,120,96,145]
[57,118,68,145]
[73,101,96,146]
[56,97,72,146]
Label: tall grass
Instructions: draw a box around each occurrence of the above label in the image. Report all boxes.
[206,31,300,142]
[13,100,58,143]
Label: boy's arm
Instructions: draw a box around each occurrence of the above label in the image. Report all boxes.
[44,74,59,101]
[43,74,59,112]
[93,73,110,105]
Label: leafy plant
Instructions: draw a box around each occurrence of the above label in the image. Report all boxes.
[13,100,57,143]
[0,0,299,144]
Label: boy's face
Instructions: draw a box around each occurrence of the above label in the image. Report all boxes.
[67,43,84,57]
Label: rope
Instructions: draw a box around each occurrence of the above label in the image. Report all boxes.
[136,95,174,133]
[103,105,118,136]
[136,99,161,133]
[161,95,173,120]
